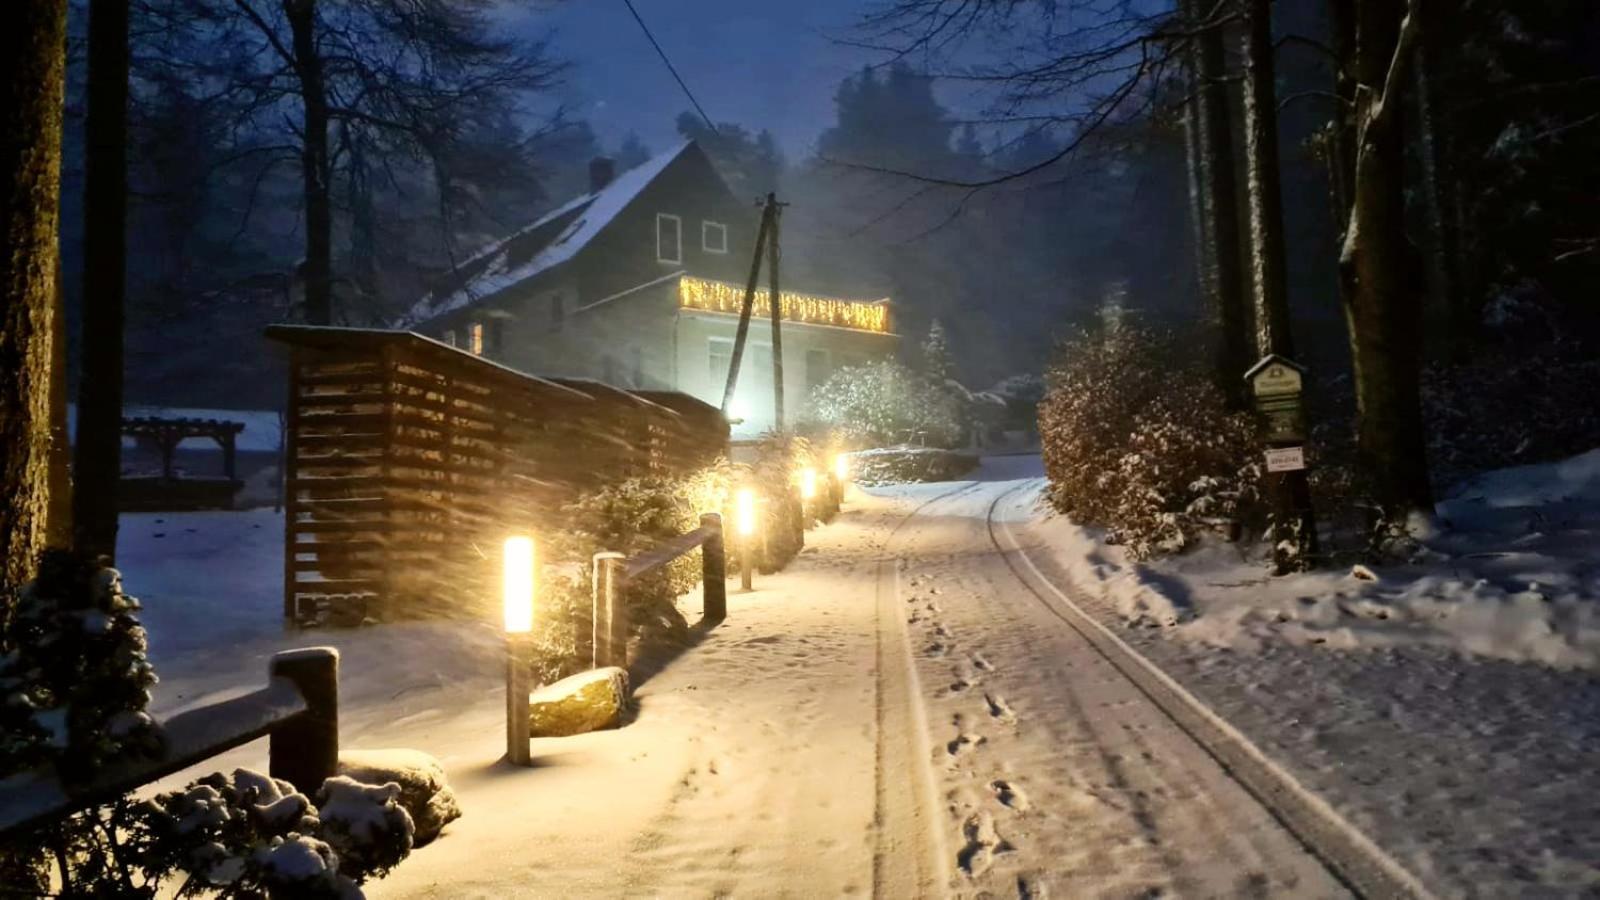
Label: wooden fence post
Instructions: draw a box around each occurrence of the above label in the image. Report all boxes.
[701,513,726,622]
[593,552,626,667]
[269,647,339,795]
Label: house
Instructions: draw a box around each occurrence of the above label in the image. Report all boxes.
[397,141,899,436]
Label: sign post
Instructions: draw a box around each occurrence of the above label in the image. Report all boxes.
[1244,355,1318,573]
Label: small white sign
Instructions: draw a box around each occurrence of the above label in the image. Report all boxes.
[1265,446,1307,472]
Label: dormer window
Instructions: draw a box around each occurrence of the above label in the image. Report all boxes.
[702,221,728,254]
[656,213,682,264]
[469,321,484,356]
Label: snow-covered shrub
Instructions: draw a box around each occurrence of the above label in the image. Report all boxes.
[0,550,162,780]
[750,433,814,568]
[1039,326,1259,559]
[555,461,736,663]
[806,359,964,449]
[848,446,979,485]
[315,775,414,880]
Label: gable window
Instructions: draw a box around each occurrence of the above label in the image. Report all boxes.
[656,213,682,264]
[549,294,565,330]
[469,321,484,356]
[702,221,728,254]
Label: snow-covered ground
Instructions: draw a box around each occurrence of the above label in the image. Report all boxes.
[112,448,1600,897]
[996,451,1600,898]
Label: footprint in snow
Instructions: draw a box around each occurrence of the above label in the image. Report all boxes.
[971,652,996,672]
[956,811,1012,877]
[946,731,986,758]
[984,693,1018,726]
[991,779,1031,813]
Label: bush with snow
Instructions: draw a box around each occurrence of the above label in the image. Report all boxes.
[0,550,162,780]
[806,359,964,449]
[1038,326,1260,559]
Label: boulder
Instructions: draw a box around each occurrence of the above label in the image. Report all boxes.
[528,666,631,737]
[338,749,461,847]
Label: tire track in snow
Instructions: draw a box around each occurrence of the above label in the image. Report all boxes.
[871,480,984,899]
[985,479,1437,900]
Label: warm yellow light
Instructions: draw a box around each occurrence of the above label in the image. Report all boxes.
[799,468,817,500]
[678,276,891,334]
[736,488,757,536]
[503,536,535,633]
[834,454,849,482]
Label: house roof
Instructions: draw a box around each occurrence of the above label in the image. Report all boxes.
[397,140,695,328]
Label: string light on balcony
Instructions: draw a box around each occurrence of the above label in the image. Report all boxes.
[678,276,891,334]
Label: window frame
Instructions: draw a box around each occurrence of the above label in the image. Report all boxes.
[656,213,683,264]
[469,321,484,356]
[702,220,728,254]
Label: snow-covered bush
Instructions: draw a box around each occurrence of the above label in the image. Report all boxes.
[848,446,978,485]
[1039,326,1259,559]
[750,433,815,568]
[806,359,964,449]
[0,550,162,780]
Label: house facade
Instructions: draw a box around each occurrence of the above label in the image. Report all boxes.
[398,141,898,436]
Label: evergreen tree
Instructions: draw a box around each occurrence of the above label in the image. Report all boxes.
[922,319,956,386]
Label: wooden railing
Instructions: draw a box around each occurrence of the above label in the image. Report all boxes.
[589,513,726,668]
[0,648,339,839]
[265,326,728,626]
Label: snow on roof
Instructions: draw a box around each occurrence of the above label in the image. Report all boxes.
[399,141,694,328]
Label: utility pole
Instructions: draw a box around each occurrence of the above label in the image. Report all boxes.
[765,193,785,432]
[720,199,773,413]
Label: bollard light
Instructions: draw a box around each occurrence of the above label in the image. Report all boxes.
[503,535,534,767]
[834,454,849,483]
[736,487,757,537]
[799,467,817,501]
[502,536,536,633]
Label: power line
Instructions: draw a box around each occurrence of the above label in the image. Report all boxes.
[620,0,717,133]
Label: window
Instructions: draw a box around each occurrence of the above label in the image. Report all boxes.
[469,321,484,356]
[487,318,506,356]
[442,329,457,348]
[549,294,565,330]
[805,348,831,389]
[702,221,728,254]
[656,213,682,264]
[708,338,732,382]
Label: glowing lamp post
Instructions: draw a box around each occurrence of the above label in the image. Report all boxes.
[503,536,535,766]
[736,487,757,592]
[833,454,850,506]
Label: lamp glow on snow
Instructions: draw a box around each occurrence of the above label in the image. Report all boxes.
[799,467,817,501]
[502,536,535,634]
[736,487,758,591]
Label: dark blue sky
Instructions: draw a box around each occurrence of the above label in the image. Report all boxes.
[517,1,907,159]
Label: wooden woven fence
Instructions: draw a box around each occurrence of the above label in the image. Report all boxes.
[266,326,727,626]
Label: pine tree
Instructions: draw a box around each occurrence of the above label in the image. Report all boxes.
[922,319,955,387]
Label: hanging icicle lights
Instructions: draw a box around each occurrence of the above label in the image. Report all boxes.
[678,276,892,334]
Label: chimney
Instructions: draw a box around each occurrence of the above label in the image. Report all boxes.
[589,156,616,194]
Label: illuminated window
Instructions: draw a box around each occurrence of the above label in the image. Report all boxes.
[702,221,728,254]
[656,213,682,264]
[469,322,484,356]
[443,329,457,347]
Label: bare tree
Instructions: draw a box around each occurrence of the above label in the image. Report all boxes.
[0,0,68,597]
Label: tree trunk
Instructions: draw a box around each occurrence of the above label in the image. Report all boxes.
[1412,3,1468,358]
[74,0,129,561]
[1191,0,1252,408]
[1242,0,1318,572]
[285,0,333,325]
[1340,0,1434,523]
[0,0,67,598]
[1180,25,1211,306]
